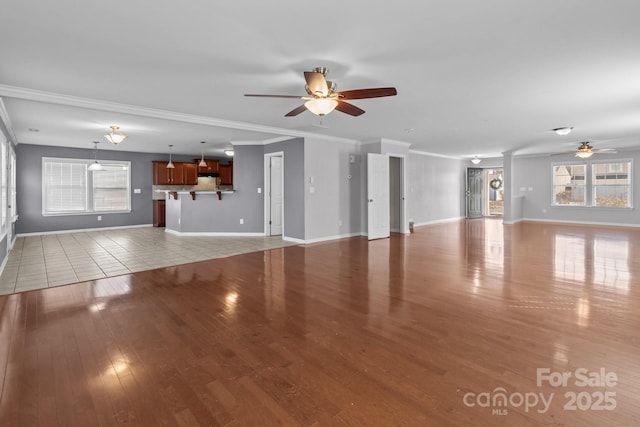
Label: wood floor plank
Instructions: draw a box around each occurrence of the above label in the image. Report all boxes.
[1,219,640,425]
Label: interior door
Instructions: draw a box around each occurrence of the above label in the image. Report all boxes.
[367,153,390,240]
[466,167,484,218]
[269,156,283,236]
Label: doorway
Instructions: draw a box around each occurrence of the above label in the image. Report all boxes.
[485,169,504,217]
[466,168,484,218]
[367,153,406,240]
[264,152,284,236]
[466,167,504,218]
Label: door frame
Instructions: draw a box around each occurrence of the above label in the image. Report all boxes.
[367,153,390,240]
[388,153,408,234]
[264,151,284,237]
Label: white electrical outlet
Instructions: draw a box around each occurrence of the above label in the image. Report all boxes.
[97,216,102,221]
[257,187,262,193]
[240,218,244,224]
[133,188,141,194]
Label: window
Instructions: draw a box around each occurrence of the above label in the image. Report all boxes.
[593,161,630,207]
[42,157,130,215]
[553,164,586,206]
[552,161,632,208]
[0,137,6,231]
[10,149,16,220]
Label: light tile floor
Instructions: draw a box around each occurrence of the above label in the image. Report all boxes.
[0,227,297,295]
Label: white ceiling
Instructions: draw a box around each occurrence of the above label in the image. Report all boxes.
[1,0,640,158]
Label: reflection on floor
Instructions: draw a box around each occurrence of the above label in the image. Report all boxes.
[0,227,295,295]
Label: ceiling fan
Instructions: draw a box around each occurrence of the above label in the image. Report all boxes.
[244,67,397,117]
[553,142,617,158]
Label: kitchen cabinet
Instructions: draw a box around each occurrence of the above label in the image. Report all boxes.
[197,159,219,175]
[153,200,166,227]
[219,162,233,186]
[181,162,198,185]
[153,161,198,185]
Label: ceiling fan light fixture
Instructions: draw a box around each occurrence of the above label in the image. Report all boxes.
[304,98,338,116]
[104,125,127,144]
[471,156,482,165]
[553,127,574,136]
[575,150,593,158]
[224,149,234,157]
[575,142,593,158]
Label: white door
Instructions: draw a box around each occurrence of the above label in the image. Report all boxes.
[269,156,283,236]
[367,153,390,240]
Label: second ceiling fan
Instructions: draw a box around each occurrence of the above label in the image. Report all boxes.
[244,67,397,117]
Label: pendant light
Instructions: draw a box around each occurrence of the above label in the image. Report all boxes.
[166,144,175,169]
[199,141,207,167]
[88,141,104,171]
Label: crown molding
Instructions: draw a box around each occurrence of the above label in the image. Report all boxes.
[0,84,359,146]
[408,149,461,160]
[0,97,18,144]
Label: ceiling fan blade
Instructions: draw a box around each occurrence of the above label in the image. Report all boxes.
[338,87,397,100]
[304,71,329,97]
[244,94,306,99]
[285,105,308,117]
[595,148,617,153]
[335,101,365,116]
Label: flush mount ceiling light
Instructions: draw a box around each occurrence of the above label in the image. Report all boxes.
[471,156,482,165]
[104,125,127,144]
[553,127,574,136]
[224,149,234,157]
[88,141,104,171]
[166,144,175,169]
[199,141,207,167]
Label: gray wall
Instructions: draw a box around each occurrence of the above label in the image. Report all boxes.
[304,137,362,241]
[407,151,465,225]
[265,138,305,240]
[166,144,265,233]
[512,150,640,226]
[15,144,205,234]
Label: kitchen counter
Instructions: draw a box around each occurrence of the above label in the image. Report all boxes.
[162,189,262,236]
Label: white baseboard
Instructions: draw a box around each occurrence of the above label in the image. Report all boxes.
[413,216,465,228]
[165,229,266,237]
[16,223,153,237]
[304,232,362,244]
[282,236,305,244]
[520,218,640,228]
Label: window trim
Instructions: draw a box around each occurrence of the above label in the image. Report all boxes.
[551,159,633,209]
[41,157,132,216]
[551,162,587,207]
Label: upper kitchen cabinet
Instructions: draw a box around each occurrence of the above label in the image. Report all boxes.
[197,159,219,175]
[153,161,198,185]
[219,162,233,186]
[182,162,198,185]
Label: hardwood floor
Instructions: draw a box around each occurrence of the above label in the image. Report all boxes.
[0,219,639,426]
